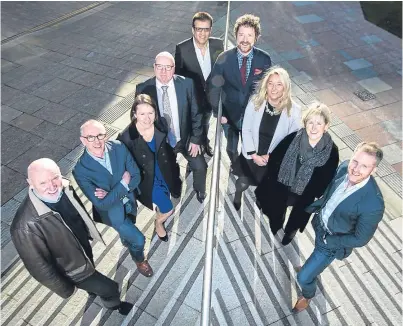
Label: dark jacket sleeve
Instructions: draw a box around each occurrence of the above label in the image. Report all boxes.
[11,228,75,298]
[266,132,297,179]
[188,79,203,145]
[207,52,226,118]
[174,44,184,76]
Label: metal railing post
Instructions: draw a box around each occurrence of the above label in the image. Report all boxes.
[200,2,231,325]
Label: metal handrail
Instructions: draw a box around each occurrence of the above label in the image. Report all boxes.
[200,2,231,325]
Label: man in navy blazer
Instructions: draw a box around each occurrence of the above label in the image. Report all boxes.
[73,120,153,277]
[207,14,271,165]
[132,52,208,203]
[175,11,224,156]
[293,142,385,312]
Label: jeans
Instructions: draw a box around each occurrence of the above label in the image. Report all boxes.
[118,217,145,262]
[75,270,121,309]
[297,214,339,299]
[222,119,243,164]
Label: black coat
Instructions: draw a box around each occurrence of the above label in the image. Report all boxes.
[175,37,224,113]
[117,121,182,210]
[133,75,203,146]
[255,131,339,232]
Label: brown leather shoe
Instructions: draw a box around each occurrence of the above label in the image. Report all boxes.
[136,260,153,277]
[292,296,311,313]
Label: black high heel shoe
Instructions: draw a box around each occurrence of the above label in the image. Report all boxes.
[155,220,168,242]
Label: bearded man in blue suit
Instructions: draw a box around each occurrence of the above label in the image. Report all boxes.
[73,120,153,277]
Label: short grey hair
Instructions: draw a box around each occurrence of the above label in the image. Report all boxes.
[155,51,175,65]
[80,119,105,136]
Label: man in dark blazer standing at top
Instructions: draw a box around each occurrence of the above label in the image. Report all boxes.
[132,52,207,203]
[175,12,224,157]
[207,14,271,166]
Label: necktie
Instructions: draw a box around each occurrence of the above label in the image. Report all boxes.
[161,85,176,146]
[240,56,247,86]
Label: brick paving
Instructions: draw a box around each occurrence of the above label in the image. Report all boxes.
[1,1,402,325]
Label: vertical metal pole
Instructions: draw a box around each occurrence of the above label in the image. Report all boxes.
[200,2,231,325]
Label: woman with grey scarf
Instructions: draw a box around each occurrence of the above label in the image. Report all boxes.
[255,103,339,245]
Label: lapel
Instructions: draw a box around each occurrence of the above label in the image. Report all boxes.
[154,127,165,152]
[173,75,185,126]
[106,142,118,175]
[246,49,258,89]
[147,78,160,114]
[188,38,204,79]
[231,48,243,88]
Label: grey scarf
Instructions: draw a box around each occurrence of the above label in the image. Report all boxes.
[277,129,333,195]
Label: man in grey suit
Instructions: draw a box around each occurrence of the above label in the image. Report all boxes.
[293,142,385,312]
[73,120,153,277]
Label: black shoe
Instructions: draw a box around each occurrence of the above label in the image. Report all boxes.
[233,200,241,211]
[87,291,96,298]
[171,192,181,199]
[282,230,297,246]
[158,233,169,242]
[127,213,136,224]
[196,191,206,203]
[113,301,133,315]
[205,145,214,157]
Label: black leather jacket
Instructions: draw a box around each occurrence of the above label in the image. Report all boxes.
[10,180,104,299]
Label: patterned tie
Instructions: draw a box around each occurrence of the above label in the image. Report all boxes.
[161,85,176,146]
[240,56,247,86]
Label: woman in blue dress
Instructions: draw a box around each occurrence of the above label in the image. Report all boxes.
[118,94,182,242]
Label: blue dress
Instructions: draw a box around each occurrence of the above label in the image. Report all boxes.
[147,136,173,214]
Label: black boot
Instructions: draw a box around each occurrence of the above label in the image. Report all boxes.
[282,230,298,246]
[112,301,134,315]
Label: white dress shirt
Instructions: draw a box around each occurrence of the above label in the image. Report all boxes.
[193,38,211,81]
[321,175,370,233]
[156,78,181,146]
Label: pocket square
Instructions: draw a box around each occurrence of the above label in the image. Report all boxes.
[254,68,263,75]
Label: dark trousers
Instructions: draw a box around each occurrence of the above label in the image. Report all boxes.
[174,141,207,193]
[222,120,242,165]
[75,271,121,309]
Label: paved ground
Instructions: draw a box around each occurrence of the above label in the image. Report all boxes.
[1,1,402,325]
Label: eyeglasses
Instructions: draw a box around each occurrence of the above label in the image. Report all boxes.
[194,27,211,33]
[81,134,106,142]
[155,64,174,71]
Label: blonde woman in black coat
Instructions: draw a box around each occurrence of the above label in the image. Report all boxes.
[118,94,182,242]
[255,103,339,245]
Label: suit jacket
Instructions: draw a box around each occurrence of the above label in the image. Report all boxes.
[133,75,203,146]
[207,47,272,129]
[306,160,385,254]
[73,140,141,229]
[241,100,301,159]
[175,37,224,113]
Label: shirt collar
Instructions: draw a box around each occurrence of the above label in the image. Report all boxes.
[237,47,254,59]
[86,146,108,161]
[156,77,174,89]
[193,37,209,51]
[342,174,370,191]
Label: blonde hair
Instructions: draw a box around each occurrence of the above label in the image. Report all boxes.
[251,66,292,116]
[354,142,383,166]
[302,102,331,127]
